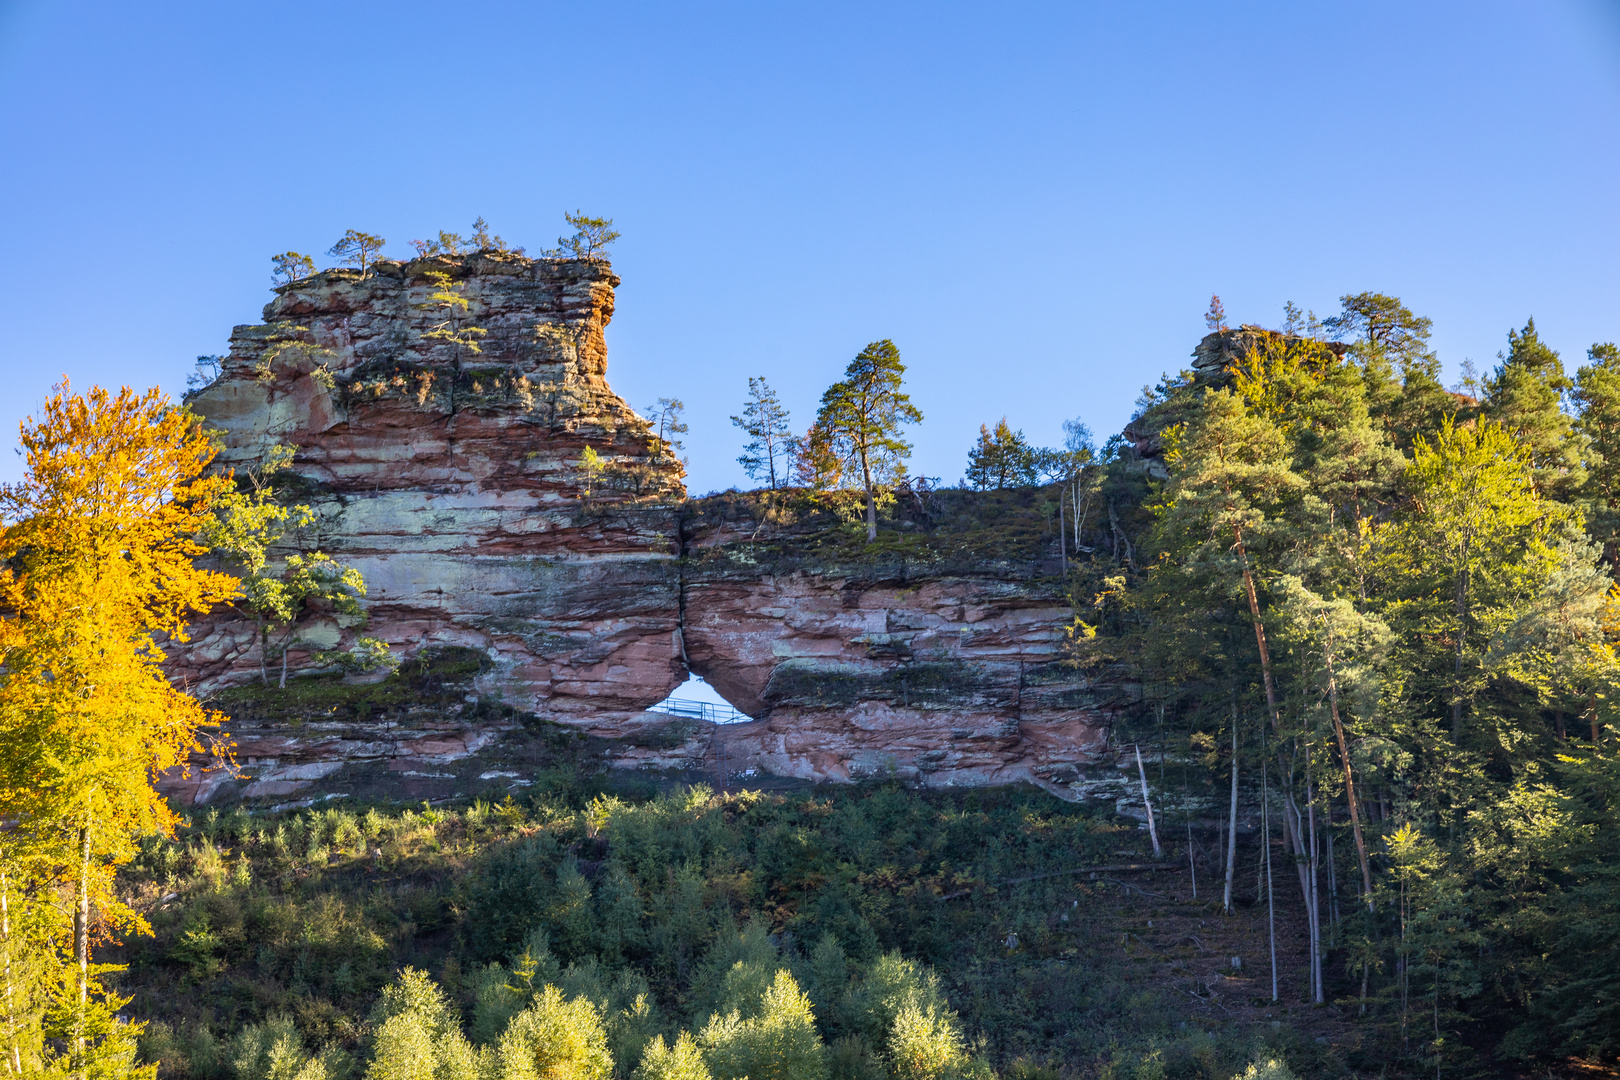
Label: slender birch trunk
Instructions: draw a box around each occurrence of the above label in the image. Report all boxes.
[1263,734,1277,1002]
[1306,768,1324,1004]
[1135,745,1162,858]
[1223,719,1239,914]
[1,867,18,1077]
[74,821,90,1080]
[1058,485,1067,572]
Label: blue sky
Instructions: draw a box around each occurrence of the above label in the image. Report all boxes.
[2,1,1617,492]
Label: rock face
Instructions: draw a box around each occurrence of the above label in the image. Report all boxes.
[676,496,1115,795]
[182,253,690,723]
[171,256,1119,805]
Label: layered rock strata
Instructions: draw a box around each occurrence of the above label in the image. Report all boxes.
[181,253,689,723]
[168,257,1121,804]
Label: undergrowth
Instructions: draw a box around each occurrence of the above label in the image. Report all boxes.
[118,782,1338,1080]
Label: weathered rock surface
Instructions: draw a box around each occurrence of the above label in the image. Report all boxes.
[180,253,690,725]
[167,256,1122,805]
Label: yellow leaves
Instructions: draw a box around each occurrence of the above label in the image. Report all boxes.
[0,378,235,895]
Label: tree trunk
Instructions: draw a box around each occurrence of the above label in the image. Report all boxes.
[1058,486,1067,572]
[1186,817,1197,898]
[1452,532,1470,742]
[74,821,90,1079]
[1134,745,1163,858]
[1263,740,1278,1002]
[2,867,18,1078]
[1234,525,1281,732]
[1306,769,1324,1004]
[1322,633,1375,910]
[1223,720,1238,914]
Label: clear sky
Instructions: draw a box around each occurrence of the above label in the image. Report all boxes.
[2,1,1618,492]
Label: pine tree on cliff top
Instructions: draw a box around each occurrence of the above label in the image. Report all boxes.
[327,229,387,276]
[813,340,922,542]
[732,377,798,490]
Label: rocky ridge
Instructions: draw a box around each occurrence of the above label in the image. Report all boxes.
[170,255,1125,805]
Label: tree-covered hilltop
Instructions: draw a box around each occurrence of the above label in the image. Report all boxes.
[1055,294,1620,1073]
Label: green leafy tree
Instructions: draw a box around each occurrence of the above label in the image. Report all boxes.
[327,230,387,276]
[963,418,1037,490]
[1326,292,1453,447]
[368,969,480,1080]
[812,340,923,541]
[202,446,382,687]
[731,378,798,489]
[270,252,316,287]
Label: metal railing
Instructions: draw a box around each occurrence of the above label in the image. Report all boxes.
[648,697,752,724]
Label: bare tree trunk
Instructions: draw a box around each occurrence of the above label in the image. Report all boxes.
[279,642,290,689]
[1186,817,1197,898]
[1135,745,1162,858]
[1058,485,1067,572]
[1307,769,1324,1004]
[1263,738,1277,1002]
[1223,720,1239,914]
[861,450,877,542]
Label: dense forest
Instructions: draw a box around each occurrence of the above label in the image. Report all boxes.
[0,284,1617,1080]
[1051,294,1620,1074]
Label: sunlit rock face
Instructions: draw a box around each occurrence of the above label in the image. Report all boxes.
[165,258,1118,805]
[179,253,690,723]
[675,499,1117,799]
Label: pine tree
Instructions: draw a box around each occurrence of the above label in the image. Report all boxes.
[327,230,387,276]
[1325,292,1453,448]
[270,252,316,286]
[731,378,798,489]
[812,341,922,541]
[1484,318,1585,500]
[1573,341,1620,563]
[963,418,1037,490]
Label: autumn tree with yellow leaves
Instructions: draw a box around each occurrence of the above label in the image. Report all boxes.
[0,383,237,1079]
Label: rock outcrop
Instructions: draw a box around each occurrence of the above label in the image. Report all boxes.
[171,255,1121,805]
[182,253,689,723]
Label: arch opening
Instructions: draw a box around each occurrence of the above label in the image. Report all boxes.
[648,672,754,724]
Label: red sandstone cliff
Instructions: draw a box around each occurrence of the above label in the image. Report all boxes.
[170,256,1121,806]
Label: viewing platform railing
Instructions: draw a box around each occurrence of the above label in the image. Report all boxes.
[647,697,752,724]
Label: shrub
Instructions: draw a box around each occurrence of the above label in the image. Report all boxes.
[700,970,826,1080]
[494,986,613,1080]
[632,1034,712,1080]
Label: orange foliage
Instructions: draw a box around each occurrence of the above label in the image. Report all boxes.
[0,381,238,931]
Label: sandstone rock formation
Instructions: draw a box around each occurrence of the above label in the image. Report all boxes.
[170,255,1123,805]
[182,253,689,721]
